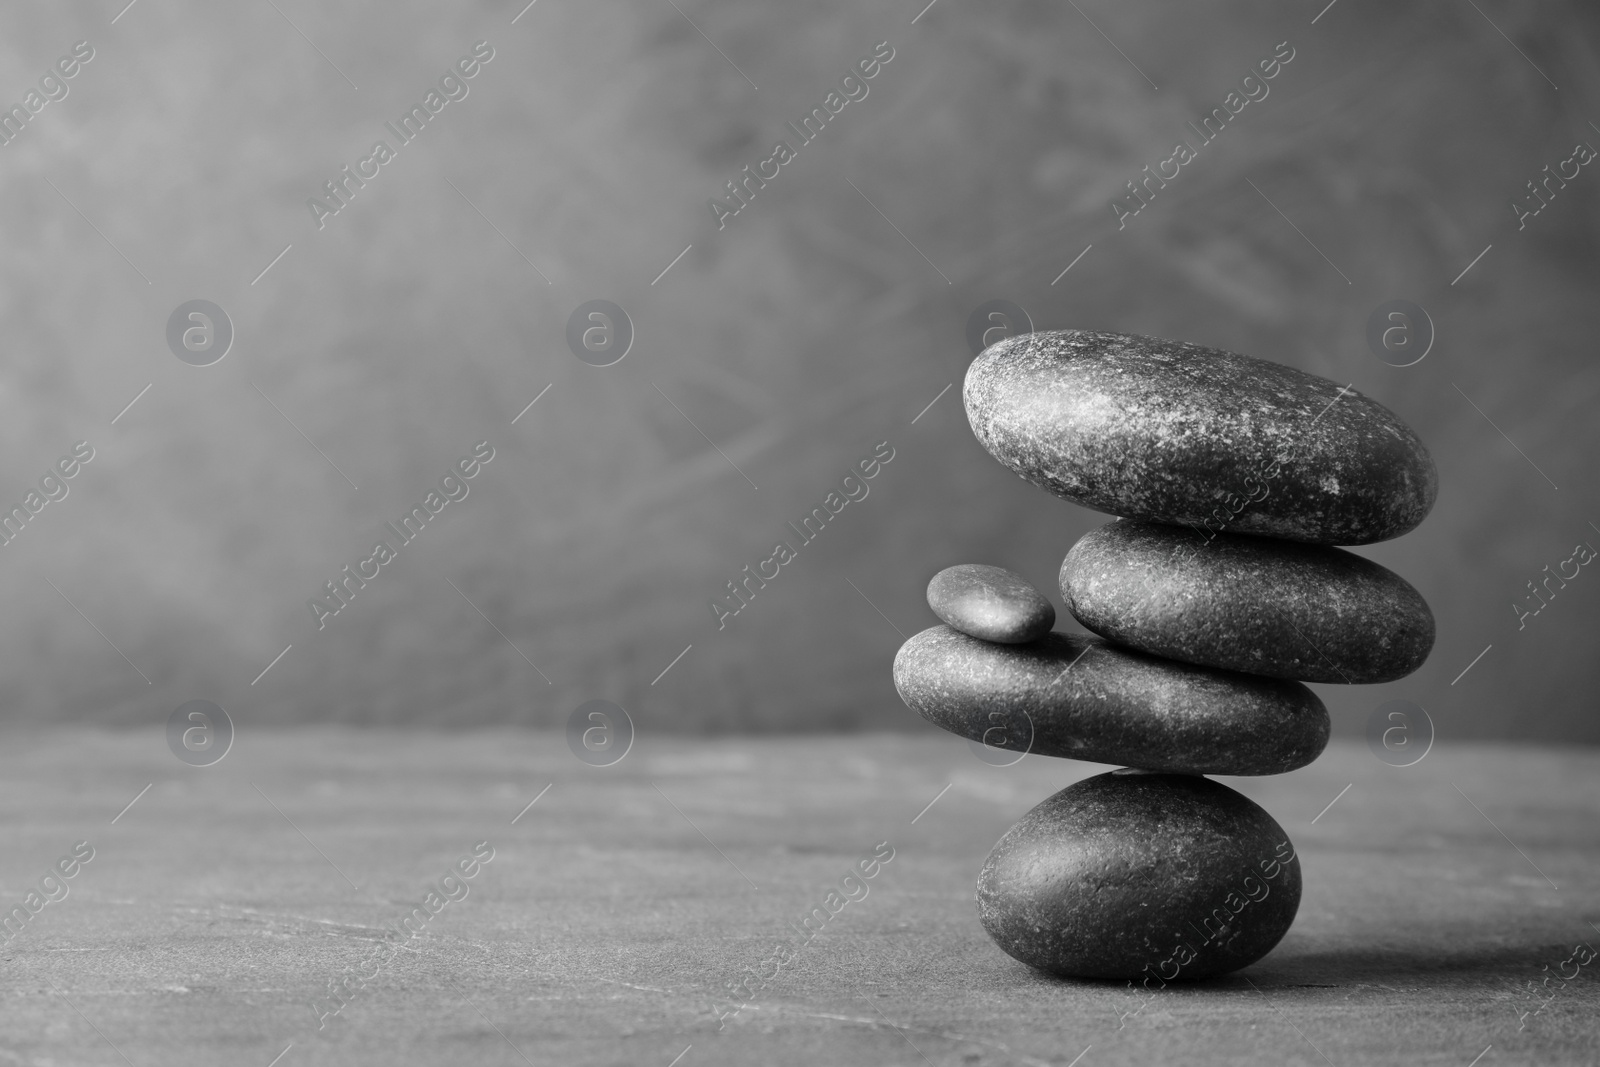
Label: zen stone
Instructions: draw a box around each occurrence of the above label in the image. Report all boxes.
[927,564,1055,644]
[976,771,1302,981]
[964,329,1438,545]
[1061,520,1435,683]
[893,626,1328,775]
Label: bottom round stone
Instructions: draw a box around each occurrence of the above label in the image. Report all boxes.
[976,771,1301,981]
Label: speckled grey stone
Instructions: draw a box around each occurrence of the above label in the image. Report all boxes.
[892,626,1328,775]
[1060,520,1435,683]
[964,329,1438,545]
[977,770,1302,981]
[927,564,1055,644]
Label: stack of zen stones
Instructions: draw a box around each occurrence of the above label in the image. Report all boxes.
[893,329,1437,983]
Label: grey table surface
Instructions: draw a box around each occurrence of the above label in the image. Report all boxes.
[0,729,1595,1066]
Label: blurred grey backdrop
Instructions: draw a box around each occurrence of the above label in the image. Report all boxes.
[0,0,1596,741]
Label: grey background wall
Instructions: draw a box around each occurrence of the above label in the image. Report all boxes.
[0,0,1595,740]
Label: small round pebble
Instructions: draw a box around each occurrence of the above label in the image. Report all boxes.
[893,626,1328,776]
[977,771,1302,980]
[1061,520,1435,683]
[926,564,1055,644]
[964,329,1438,545]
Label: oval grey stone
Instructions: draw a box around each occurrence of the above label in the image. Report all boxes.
[977,771,1302,980]
[927,564,1055,644]
[964,329,1438,545]
[1061,520,1435,683]
[892,626,1328,775]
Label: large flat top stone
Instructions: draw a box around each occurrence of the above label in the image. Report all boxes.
[965,330,1438,545]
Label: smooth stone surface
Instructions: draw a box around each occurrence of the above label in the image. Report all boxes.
[926,564,1055,644]
[15,731,1600,1065]
[977,771,1303,980]
[892,625,1328,775]
[964,329,1438,545]
[1061,520,1435,683]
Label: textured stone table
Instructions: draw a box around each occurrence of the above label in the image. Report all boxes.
[0,729,1595,1066]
